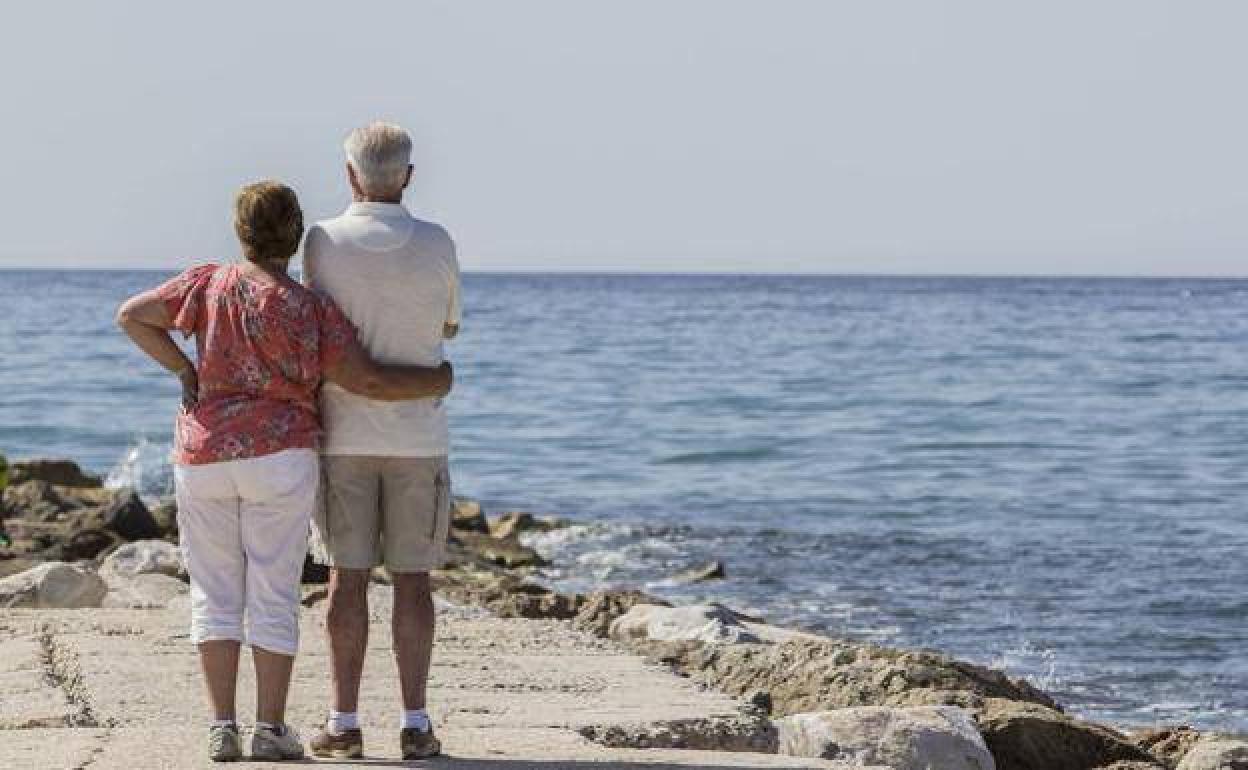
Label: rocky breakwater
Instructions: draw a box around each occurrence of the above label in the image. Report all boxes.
[4,453,1246,770]
[428,496,1248,770]
[0,456,185,610]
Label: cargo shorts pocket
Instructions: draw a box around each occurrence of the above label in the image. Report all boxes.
[431,463,451,541]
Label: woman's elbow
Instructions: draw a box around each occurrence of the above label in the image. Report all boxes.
[114,300,134,329]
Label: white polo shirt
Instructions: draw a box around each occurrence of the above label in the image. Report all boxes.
[303,202,461,457]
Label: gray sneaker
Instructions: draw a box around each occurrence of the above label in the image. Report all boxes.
[208,723,243,762]
[250,724,305,761]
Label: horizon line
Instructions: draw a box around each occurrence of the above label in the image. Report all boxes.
[2,265,1248,280]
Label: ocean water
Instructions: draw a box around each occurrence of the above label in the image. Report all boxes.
[1,269,1245,731]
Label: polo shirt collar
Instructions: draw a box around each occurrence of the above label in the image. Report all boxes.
[346,201,410,219]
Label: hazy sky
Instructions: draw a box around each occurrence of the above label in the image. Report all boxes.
[2,1,1246,274]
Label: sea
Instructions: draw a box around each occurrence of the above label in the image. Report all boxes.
[1,269,1245,732]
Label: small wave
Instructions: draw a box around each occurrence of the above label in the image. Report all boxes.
[655,447,778,465]
[900,441,1087,452]
[993,639,1062,692]
[105,437,174,502]
[1123,332,1183,343]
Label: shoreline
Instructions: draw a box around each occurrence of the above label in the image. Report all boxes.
[2,456,1245,769]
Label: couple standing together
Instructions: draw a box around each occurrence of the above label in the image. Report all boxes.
[117,122,457,761]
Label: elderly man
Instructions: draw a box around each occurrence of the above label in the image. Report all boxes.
[305,122,460,760]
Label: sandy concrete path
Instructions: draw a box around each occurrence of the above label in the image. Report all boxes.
[0,588,859,769]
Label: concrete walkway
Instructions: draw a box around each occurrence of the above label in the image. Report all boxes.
[0,588,855,769]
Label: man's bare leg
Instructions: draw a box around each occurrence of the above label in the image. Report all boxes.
[391,571,436,710]
[326,568,371,713]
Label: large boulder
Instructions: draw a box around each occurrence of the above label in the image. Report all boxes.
[100,540,183,579]
[777,706,995,769]
[976,698,1155,770]
[8,459,101,488]
[450,497,489,533]
[610,604,763,644]
[0,562,107,608]
[621,634,1059,718]
[102,572,189,609]
[573,589,672,638]
[1175,738,1248,770]
[97,488,161,541]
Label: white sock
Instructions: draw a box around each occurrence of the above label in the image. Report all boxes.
[211,719,236,729]
[401,709,430,731]
[327,711,359,735]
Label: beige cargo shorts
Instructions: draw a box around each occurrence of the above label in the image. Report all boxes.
[310,455,451,573]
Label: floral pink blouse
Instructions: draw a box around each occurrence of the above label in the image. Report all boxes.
[155,264,355,465]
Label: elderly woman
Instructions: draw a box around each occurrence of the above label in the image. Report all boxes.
[116,181,451,762]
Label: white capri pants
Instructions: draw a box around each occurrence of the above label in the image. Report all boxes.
[174,448,317,656]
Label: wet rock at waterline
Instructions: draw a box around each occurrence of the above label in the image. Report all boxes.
[669,560,726,583]
[975,698,1156,770]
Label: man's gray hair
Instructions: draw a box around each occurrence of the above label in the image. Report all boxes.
[344,122,413,198]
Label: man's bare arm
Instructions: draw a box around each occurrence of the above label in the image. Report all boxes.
[325,338,453,401]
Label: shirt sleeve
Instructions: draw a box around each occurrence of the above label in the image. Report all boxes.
[445,237,462,327]
[317,293,357,372]
[152,265,217,337]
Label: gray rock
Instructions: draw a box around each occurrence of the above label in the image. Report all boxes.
[610,604,763,644]
[1176,738,1248,770]
[102,573,189,609]
[8,459,101,488]
[0,562,108,608]
[98,488,161,541]
[62,529,122,561]
[777,706,995,770]
[100,540,183,579]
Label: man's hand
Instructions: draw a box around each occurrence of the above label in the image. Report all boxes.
[178,366,200,411]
